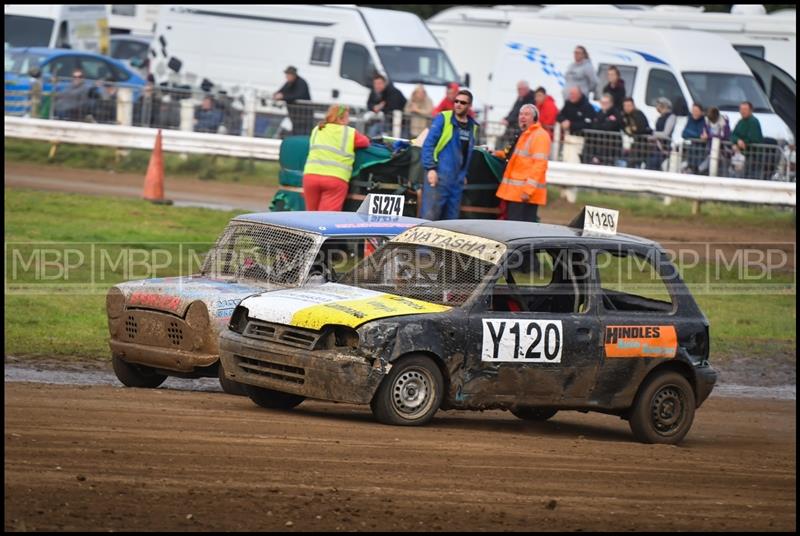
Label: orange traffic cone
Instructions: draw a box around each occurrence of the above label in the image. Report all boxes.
[143,129,171,204]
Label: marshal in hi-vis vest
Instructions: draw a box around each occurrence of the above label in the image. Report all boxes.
[495,123,551,205]
[304,124,356,182]
[433,110,478,162]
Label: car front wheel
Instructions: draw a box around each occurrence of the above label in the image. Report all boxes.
[244,384,305,410]
[112,355,167,388]
[370,355,444,426]
[629,371,696,444]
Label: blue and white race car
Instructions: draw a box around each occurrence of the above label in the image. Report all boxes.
[106,210,425,393]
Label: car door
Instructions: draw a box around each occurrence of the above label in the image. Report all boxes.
[590,244,681,406]
[462,243,602,407]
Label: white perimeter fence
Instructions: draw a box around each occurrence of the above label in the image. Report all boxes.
[5,116,795,207]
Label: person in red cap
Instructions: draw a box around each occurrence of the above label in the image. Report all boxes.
[433,82,475,118]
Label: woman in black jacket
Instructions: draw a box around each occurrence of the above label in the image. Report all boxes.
[603,66,626,112]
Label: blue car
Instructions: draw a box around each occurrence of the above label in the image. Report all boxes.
[4,47,146,116]
[105,211,426,394]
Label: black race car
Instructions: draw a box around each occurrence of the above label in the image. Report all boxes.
[220,208,716,444]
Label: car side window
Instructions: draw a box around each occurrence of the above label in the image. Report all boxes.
[595,248,674,313]
[44,56,78,79]
[78,57,112,81]
[491,247,590,314]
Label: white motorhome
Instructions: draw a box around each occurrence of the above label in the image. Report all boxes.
[534,4,797,80]
[4,4,109,54]
[150,4,462,109]
[427,6,537,103]
[487,18,794,143]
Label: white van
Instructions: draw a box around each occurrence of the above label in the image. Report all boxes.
[4,4,109,54]
[487,18,794,143]
[534,4,797,80]
[150,4,462,109]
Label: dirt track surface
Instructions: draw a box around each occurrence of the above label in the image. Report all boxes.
[4,382,796,532]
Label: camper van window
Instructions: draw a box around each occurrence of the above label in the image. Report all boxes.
[733,45,766,60]
[111,5,137,17]
[4,15,54,48]
[596,64,636,99]
[375,46,458,86]
[341,42,374,87]
[645,69,685,115]
[311,38,335,67]
[683,73,771,113]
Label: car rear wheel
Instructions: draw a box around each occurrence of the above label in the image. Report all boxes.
[629,371,695,444]
[370,355,443,426]
[112,355,167,388]
[217,361,247,396]
[511,407,558,421]
[244,384,305,410]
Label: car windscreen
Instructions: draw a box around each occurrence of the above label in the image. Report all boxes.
[200,222,324,287]
[4,15,54,48]
[341,240,502,307]
[4,49,48,74]
[682,72,772,113]
[375,46,459,86]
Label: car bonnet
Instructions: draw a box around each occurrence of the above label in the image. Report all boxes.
[240,282,452,330]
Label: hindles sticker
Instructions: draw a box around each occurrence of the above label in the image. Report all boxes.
[481,319,563,363]
[604,325,677,358]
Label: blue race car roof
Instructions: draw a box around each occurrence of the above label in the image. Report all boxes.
[232,211,427,237]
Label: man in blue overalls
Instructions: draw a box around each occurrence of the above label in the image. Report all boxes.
[421,89,479,220]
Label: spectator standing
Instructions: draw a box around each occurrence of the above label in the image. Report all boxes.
[366,73,407,137]
[404,84,433,138]
[194,95,223,133]
[495,104,550,223]
[602,66,626,112]
[621,97,652,168]
[731,101,765,179]
[133,81,160,127]
[432,82,460,115]
[701,107,731,175]
[273,65,312,135]
[54,69,93,121]
[93,78,119,124]
[681,103,707,173]
[646,97,676,170]
[583,94,623,165]
[421,89,479,220]
[557,86,596,135]
[501,81,536,142]
[302,104,370,211]
[563,45,598,100]
[533,86,558,139]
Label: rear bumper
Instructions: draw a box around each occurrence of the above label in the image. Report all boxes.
[219,331,387,405]
[695,364,717,407]
[109,339,218,373]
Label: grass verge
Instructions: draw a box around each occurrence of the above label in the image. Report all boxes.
[4,138,280,187]
[4,188,796,364]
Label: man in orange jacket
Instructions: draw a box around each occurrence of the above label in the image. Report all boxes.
[495,104,551,222]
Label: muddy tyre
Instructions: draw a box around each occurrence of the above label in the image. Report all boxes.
[511,407,558,421]
[112,355,167,388]
[370,355,443,426]
[244,384,304,410]
[218,361,247,396]
[629,371,696,444]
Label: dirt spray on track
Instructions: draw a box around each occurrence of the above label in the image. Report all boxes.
[4,381,796,532]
